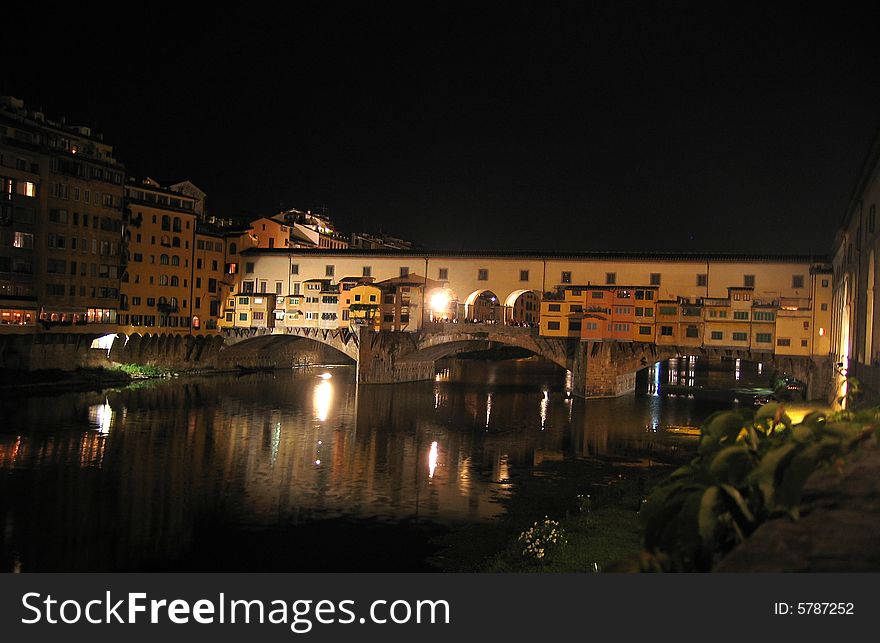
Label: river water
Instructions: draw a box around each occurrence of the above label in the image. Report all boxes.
[0,356,768,572]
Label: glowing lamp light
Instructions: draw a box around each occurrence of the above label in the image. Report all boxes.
[819,327,826,337]
[319,372,332,379]
[430,291,450,313]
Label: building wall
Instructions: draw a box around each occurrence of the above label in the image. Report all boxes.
[119,194,197,335]
[831,131,880,399]
[2,100,125,334]
[238,251,825,329]
[192,231,228,333]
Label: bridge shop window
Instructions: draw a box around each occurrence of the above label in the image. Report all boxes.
[547,321,561,330]
[711,331,723,340]
[756,333,772,343]
[743,274,755,288]
[650,273,661,286]
[568,320,582,331]
[438,268,448,280]
[732,332,748,341]
[478,269,488,281]
[639,326,652,335]
[548,304,561,312]
[792,275,804,289]
[520,269,529,281]
[685,325,699,338]
[660,326,674,336]
[605,272,616,285]
[561,271,572,284]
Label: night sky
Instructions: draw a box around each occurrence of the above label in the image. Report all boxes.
[3,3,880,255]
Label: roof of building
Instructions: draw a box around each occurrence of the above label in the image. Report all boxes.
[239,247,828,263]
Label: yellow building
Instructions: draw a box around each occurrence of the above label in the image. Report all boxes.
[346,283,382,331]
[247,216,293,249]
[632,287,657,342]
[539,287,585,338]
[751,304,776,353]
[192,226,230,333]
[677,300,704,348]
[119,178,198,333]
[222,292,276,329]
[810,268,832,357]
[655,300,679,346]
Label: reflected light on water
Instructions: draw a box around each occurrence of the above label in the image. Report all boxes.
[428,441,438,479]
[540,390,549,430]
[313,380,333,421]
[88,400,113,434]
[271,422,281,465]
[485,393,493,429]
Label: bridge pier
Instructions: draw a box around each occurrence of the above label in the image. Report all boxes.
[571,341,642,398]
[357,328,436,384]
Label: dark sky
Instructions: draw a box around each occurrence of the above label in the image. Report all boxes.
[3,2,880,254]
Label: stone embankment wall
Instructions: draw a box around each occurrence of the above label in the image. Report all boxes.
[0,332,352,373]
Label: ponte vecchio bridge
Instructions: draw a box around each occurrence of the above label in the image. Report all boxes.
[208,249,835,398]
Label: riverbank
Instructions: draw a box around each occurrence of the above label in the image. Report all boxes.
[0,364,224,396]
[716,440,880,572]
[0,367,133,395]
[431,456,683,572]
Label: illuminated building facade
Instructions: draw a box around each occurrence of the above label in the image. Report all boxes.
[1,95,125,332]
[224,249,832,359]
[831,128,880,393]
[119,178,229,336]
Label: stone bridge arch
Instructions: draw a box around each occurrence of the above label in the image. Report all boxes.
[401,323,572,369]
[356,322,578,384]
[220,327,359,367]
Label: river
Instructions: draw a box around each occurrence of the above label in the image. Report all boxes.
[0,356,770,572]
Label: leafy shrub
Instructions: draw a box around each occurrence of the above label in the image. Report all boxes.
[634,399,878,571]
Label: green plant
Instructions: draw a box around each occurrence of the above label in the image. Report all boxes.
[518,517,567,560]
[576,493,592,513]
[113,363,174,378]
[634,401,878,571]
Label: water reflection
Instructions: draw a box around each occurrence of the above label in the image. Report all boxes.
[313,378,333,421]
[428,441,438,479]
[0,357,751,571]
